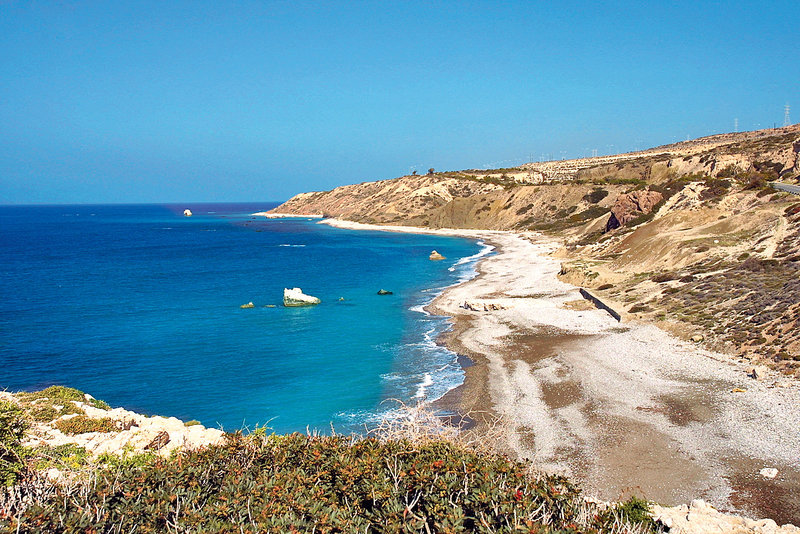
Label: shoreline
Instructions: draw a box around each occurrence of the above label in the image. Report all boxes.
[322,218,800,525]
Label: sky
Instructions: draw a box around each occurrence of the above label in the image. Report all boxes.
[1,1,797,204]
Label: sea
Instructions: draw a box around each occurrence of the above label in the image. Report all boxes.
[0,203,491,434]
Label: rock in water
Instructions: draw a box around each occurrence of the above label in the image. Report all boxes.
[429,250,445,260]
[283,287,321,307]
[377,289,393,295]
[240,302,255,309]
[183,209,192,217]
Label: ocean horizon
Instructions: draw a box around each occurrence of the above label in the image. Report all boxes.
[0,203,490,434]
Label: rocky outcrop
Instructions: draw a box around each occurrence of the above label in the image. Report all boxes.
[652,499,799,533]
[429,250,445,260]
[605,189,663,231]
[462,300,510,312]
[283,287,321,307]
[18,398,225,459]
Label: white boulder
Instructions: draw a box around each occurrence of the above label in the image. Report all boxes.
[283,287,321,307]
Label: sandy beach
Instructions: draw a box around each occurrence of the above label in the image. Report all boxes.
[324,219,800,524]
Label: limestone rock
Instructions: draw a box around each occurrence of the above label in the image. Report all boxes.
[462,300,509,312]
[652,499,798,533]
[605,189,663,231]
[240,302,255,309]
[429,250,445,260]
[283,287,321,307]
[377,289,393,295]
[760,467,778,479]
[691,334,705,342]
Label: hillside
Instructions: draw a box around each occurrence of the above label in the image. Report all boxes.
[270,124,800,373]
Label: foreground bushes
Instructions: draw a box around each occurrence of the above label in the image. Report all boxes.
[0,400,28,487]
[2,432,658,533]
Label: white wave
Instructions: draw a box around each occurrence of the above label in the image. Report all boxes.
[448,240,495,272]
[408,304,429,315]
[414,373,434,399]
[278,244,306,247]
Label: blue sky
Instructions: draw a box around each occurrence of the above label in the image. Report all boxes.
[1,1,797,204]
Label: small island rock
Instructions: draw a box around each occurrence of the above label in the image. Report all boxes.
[377,289,393,295]
[283,287,321,307]
[429,250,445,261]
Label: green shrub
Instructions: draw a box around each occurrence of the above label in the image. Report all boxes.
[582,188,609,204]
[54,415,117,435]
[5,433,661,532]
[18,385,110,411]
[598,496,659,530]
[33,443,91,471]
[0,399,29,486]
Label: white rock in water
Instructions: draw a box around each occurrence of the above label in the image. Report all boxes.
[283,287,321,307]
[183,209,192,217]
[760,467,778,479]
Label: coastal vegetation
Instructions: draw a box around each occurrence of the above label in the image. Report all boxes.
[0,388,660,533]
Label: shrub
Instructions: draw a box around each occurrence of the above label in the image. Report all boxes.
[583,188,609,204]
[54,415,117,435]
[651,272,679,283]
[699,178,731,200]
[0,400,29,486]
[18,386,110,411]
[5,433,661,532]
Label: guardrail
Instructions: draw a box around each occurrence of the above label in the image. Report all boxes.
[771,182,800,196]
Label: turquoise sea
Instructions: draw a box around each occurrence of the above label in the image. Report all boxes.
[0,203,490,434]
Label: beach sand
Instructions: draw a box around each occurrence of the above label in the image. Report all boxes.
[324,220,800,524]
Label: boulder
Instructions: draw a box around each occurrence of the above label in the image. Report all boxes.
[377,289,393,295]
[429,250,445,261]
[760,467,778,479]
[462,300,509,312]
[690,334,705,343]
[283,287,321,307]
[605,189,663,231]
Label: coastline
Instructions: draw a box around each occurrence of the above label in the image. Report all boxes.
[323,218,800,525]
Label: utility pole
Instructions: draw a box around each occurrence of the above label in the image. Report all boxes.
[785,104,791,127]
[734,118,738,133]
